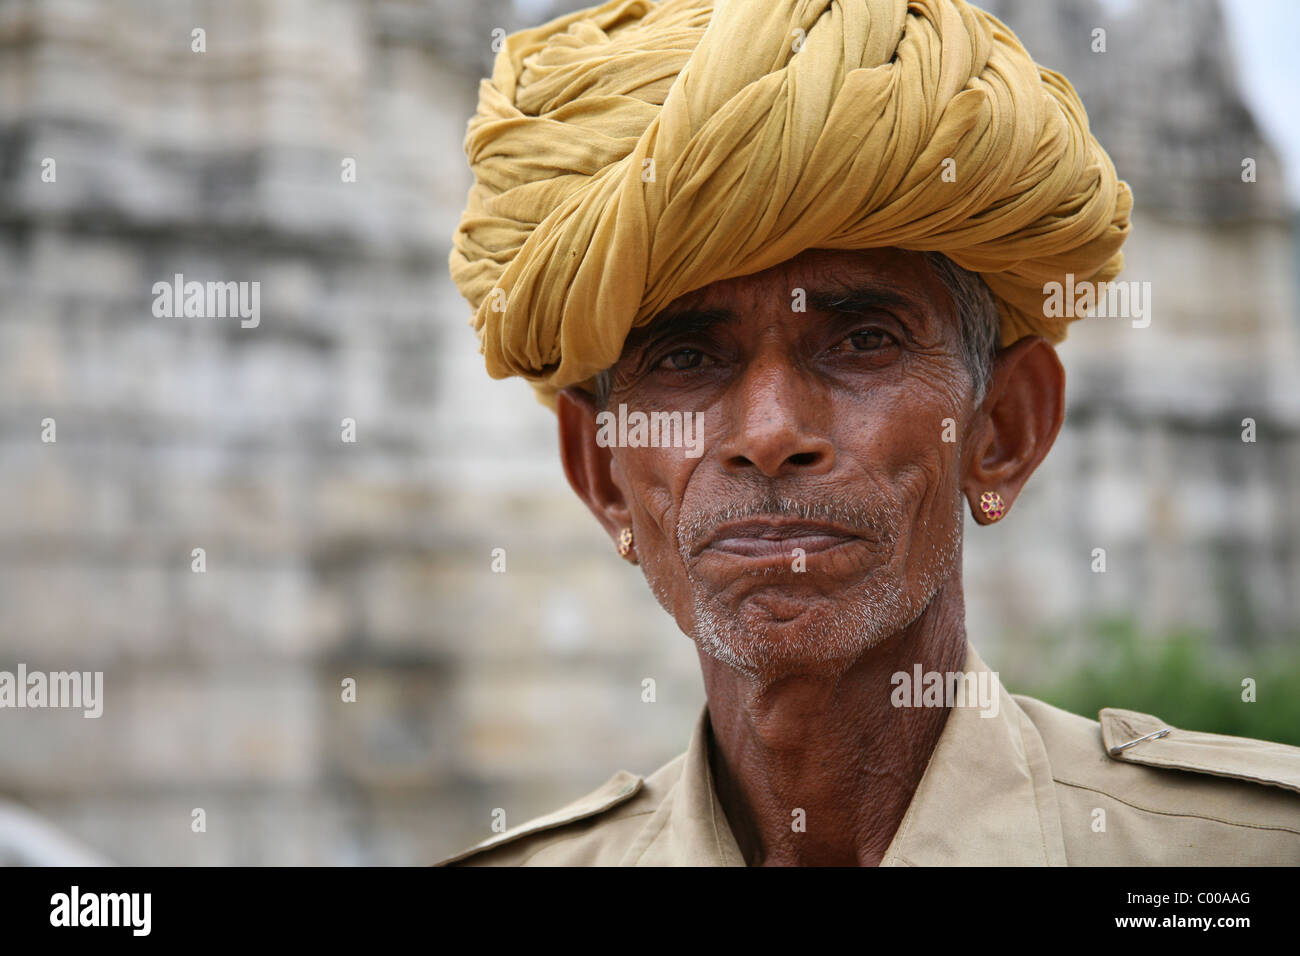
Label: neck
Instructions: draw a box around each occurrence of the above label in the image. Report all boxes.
[698,575,968,866]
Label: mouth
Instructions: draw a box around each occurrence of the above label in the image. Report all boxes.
[697,519,862,559]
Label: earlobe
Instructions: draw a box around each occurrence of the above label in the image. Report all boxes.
[556,387,633,543]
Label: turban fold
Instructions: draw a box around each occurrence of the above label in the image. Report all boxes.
[449,0,1132,409]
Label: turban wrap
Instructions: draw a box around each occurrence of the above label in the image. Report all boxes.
[449,0,1133,409]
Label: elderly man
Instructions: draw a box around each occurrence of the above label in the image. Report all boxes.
[438,0,1300,865]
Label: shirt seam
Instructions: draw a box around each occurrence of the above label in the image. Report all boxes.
[1051,778,1300,834]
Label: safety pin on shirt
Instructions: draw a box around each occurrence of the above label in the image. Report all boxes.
[1108,727,1172,755]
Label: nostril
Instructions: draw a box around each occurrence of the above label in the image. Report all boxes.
[787,452,820,467]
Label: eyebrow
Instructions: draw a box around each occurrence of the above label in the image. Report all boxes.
[625,285,924,349]
[806,286,921,315]
[621,308,738,352]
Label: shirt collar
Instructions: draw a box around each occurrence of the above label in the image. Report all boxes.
[627,641,1066,866]
[619,699,747,865]
[879,643,1067,865]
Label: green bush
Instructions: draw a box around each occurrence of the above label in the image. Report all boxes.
[1004,616,1300,747]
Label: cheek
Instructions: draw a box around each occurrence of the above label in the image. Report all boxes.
[850,384,962,470]
[615,447,709,623]
[850,388,965,530]
[615,448,694,555]
[891,405,966,569]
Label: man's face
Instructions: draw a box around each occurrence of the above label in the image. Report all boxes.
[599,247,978,678]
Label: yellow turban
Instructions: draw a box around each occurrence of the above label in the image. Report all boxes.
[449,0,1132,409]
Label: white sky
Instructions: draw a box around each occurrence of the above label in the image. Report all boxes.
[1219,0,1300,206]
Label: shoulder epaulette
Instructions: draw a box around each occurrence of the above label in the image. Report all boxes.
[1100,707,1300,794]
[434,770,643,866]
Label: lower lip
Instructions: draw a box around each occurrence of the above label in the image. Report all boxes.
[704,535,856,558]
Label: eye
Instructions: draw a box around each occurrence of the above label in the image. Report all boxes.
[835,328,897,352]
[655,348,710,371]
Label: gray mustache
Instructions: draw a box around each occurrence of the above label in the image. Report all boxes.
[677,492,901,557]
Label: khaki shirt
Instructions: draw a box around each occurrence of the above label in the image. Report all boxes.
[437,644,1300,865]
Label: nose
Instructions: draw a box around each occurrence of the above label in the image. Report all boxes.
[716,358,835,478]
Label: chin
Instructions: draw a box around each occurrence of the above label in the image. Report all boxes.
[690,582,918,677]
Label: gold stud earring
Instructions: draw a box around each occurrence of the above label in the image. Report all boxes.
[979,491,1006,521]
[617,527,635,558]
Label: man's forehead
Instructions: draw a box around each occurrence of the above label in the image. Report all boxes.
[667,247,932,307]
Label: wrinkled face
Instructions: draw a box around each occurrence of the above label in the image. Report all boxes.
[600,247,978,677]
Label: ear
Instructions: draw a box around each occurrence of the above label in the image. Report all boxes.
[556,387,633,545]
[961,335,1065,524]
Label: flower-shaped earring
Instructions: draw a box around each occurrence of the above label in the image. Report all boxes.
[979,491,1006,521]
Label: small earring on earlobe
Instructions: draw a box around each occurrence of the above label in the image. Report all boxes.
[979,491,1006,521]
[617,527,635,559]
